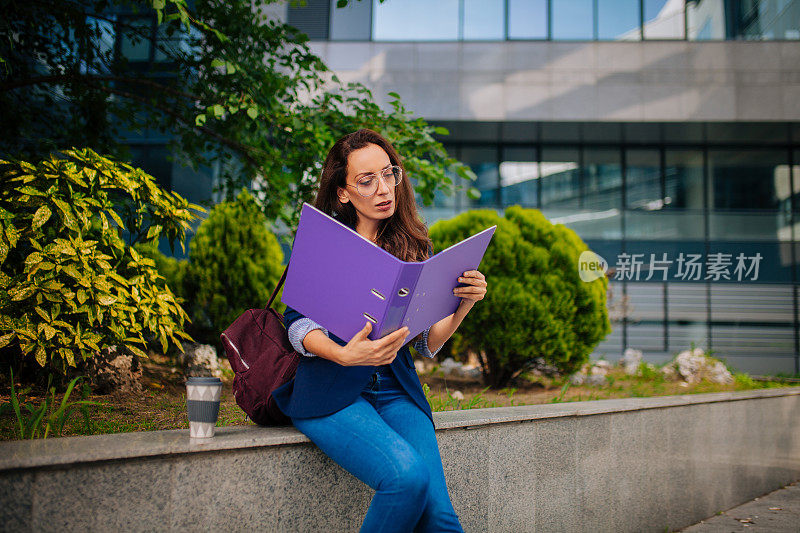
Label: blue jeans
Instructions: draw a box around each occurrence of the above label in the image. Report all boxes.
[290,364,464,533]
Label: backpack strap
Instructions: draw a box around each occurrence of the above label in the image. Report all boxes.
[267,261,289,310]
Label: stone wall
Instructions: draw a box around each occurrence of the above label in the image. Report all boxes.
[1,388,799,532]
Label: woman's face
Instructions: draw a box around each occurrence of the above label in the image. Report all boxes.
[337,142,397,225]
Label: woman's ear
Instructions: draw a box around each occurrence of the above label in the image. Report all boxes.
[336,187,349,204]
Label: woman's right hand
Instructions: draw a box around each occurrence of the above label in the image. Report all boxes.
[339,322,409,367]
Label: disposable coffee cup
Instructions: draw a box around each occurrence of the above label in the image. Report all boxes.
[186,377,223,438]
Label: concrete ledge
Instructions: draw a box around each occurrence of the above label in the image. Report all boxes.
[2,387,799,532]
[3,387,796,472]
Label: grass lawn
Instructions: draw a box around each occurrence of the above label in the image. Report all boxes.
[1,355,797,441]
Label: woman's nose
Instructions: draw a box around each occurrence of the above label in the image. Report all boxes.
[377,174,392,194]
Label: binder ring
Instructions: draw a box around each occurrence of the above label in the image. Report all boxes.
[397,288,410,297]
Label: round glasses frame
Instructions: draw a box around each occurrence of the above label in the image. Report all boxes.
[346,165,403,198]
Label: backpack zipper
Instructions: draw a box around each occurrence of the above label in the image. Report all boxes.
[220,333,250,370]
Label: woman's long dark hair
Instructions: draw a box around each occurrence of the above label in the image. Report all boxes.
[314,128,432,262]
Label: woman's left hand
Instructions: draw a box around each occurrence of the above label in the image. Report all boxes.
[453,270,487,304]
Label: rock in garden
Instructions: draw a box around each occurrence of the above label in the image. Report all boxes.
[180,342,223,378]
[460,366,482,380]
[591,359,611,375]
[570,373,586,385]
[665,347,733,384]
[620,348,642,375]
[85,345,143,394]
[439,357,463,377]
[528,357,562,377]
[586,374,607,387]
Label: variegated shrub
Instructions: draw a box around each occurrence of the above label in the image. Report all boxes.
[0,148,206,373]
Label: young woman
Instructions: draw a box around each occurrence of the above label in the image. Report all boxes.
[272,128,487,533]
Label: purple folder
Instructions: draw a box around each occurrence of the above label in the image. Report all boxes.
[281,203,497,343]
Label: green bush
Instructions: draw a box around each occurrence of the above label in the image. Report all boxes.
[0,148,204,375]
[430,206,611,388]
[134,242,189,304]
[180,188,285,347]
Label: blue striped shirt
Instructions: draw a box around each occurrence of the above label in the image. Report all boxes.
[288,318,441,359]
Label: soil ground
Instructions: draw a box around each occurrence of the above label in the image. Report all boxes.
[1,353,797,441]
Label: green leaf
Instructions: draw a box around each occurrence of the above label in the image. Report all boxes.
[35,345,47,366]
[195,114,206,127]
[433,126,450,135]
[32,205,52,230]
[210,58,225,68]
[246,107,258,120]
[24,252,43,267]
[0,332,15,348]
[212,104,224,118]
[225,61,236,74]
[43,324,56,340]
[387,91,400,99]
[146,225,162,240]
[97,294,117,306]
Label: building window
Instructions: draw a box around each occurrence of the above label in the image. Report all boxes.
[314,0,800,42]
[551,0,594,40]
[500,146,539,207]
[597,0,642,40]
[508,0,548,39]
[463,0,506,40]
[118,16,154,62]
[373,0,459,40]
[643,0,687,39]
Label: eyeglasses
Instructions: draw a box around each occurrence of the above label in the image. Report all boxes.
[346,165,403,198]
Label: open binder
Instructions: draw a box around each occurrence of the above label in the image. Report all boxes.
[281,202,497,343]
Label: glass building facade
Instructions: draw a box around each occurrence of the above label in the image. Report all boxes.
[113,1,800,374]
[418,121,800,374]
[291,0,800,41]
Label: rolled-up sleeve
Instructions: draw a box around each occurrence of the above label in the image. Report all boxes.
[287,317,329,358]
[413,325,441,359]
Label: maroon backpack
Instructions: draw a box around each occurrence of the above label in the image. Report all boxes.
[220,265,298,426]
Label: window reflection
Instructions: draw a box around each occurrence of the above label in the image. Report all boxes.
[463,0,505,40]
[665,150,705,210]
[793,149,800,212]
[644,0,687,39]
[461,146,499,208]
[598,0,641,40]
[315,0,800,41]
[119,17,153,62]
[687,0,800,40]
[508,0,548,39]
[372,0,459,40]
[500,146,538,207]
[583,147,622,210]
[540,147,580,208]
[737,0,800,40]
[626,149,662,209]
[708,149,787,210]
[552,0,594,39]
[708,149,790,241]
